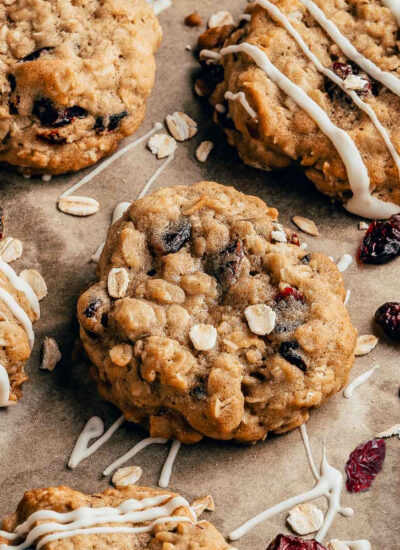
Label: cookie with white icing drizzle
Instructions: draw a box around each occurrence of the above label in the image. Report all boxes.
[77,181,356,444]
[197,0,400,219]
[0,485,229,549]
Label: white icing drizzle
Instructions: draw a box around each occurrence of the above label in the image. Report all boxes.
[0,257,40,320]
[68,415,125,469]
[336,253,353,272]
[300,0,400,97]
[0,363,10,407]
[344,289,351,306]
[225,91,258,119]
[59,123,162,199]
[137,153,175,200]
[344,364,380,399]
[229,425,353,542]
[158,440,181,488]
[103,437,168,476]
[217,43,397,219]
[253,0,400,183]
[0,287,34,349]
[381,0,400,25]
[300,424,320,481]
[0,494,192,550]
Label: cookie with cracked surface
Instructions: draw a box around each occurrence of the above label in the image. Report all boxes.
[0,0,161,175]
[0,233,39,406]
[197,0,400,218]
[0,485,229,549]
[77,181,357,444]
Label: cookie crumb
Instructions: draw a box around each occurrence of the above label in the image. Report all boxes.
[358,221,369,230]
[20,269,48,300]
[245,304,276,336]
[208,10,234,28]
[185,12,202,27]
[41,337,62,371]
[190,495,215,518]
[112,466,142,487]
[287,503,324,535]
[148,133,177,158]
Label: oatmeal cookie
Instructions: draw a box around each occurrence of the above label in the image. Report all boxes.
[0,226,39,406]
[77,182,357,444]
[197,0,400,218]
[0,485,229,549]
[0,0,161,175]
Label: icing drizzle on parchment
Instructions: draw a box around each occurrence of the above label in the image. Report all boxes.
[204,0,400,219]
[0,493,193,550]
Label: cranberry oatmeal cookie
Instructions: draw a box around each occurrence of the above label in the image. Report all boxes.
[0,0,161,175]
[0,485,229,549]
[77,182,357,444]
[197,0,400,218]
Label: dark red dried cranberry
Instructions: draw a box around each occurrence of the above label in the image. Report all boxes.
[289,233,300,246]
[19,46,54,63]
[107,111,128,131]
[279,341,307,372]
[33,98,88,127]
[36,130,67,145]
[375,302,400,342]
[275,287,305,303]
[208,239,244,289]
[332,62,372,96]
[0,208,4,240]
[162,220,192,254]
[345,438,386,493]
[84,298,102,318]
[358,213,400,264]
[94,116,105,133]
[332,62,353,80]
[7,73,16,92]
[266,534,328,550]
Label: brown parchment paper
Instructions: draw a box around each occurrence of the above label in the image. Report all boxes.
[0,1,399,548]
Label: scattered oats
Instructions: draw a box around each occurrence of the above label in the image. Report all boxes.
[166,112,197,142]
[377,423,400,439]
[358,221,369,230]
[343,74,369,91]
[41,337,62,371]
[292,216,319,237]
[189,324,217,351]
[328,541,351,550]
[148,133,177,159]
[208,10,234,28]
[196,141,214,163]
[112,466,143,487]
[41,174,52,182]
[190,495,215,518]
[0,237,23,263]
[355,334,378,356]
[271,230,287,243]
[58,196,99,217]
[20,269,48,300]
[245,304,276,336]
[108,267,129,299]
[184,12,202,26]
[287,503,324,535]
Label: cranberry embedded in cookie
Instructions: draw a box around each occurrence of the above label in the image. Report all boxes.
[77,181,357,444]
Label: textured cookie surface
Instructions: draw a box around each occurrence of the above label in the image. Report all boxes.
[198,0,400,210]
[0,485,229,549]
[78,182,357,444]
[0,0,161,175]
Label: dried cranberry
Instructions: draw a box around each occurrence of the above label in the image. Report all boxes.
[84,298,102,318]
[0,208,4,240]
[346,438,386,493]
[266,534,328,550]
[375,302,400,342]
[94,116,105,133]
[208,239,244,289]
[289,233,300,246]
[162,220,192,254]
[332,62,353,80]
[7,73,16,92]
[107,111,128,131]
[358,213,400,264]
[36,130,67,145]
[19,46,54,62]
[275,287,305,303]
[279,341,307,372]
[33,98,88,127]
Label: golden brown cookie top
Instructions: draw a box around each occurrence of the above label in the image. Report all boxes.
[0,485,229,550]
[78,181,356,444]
